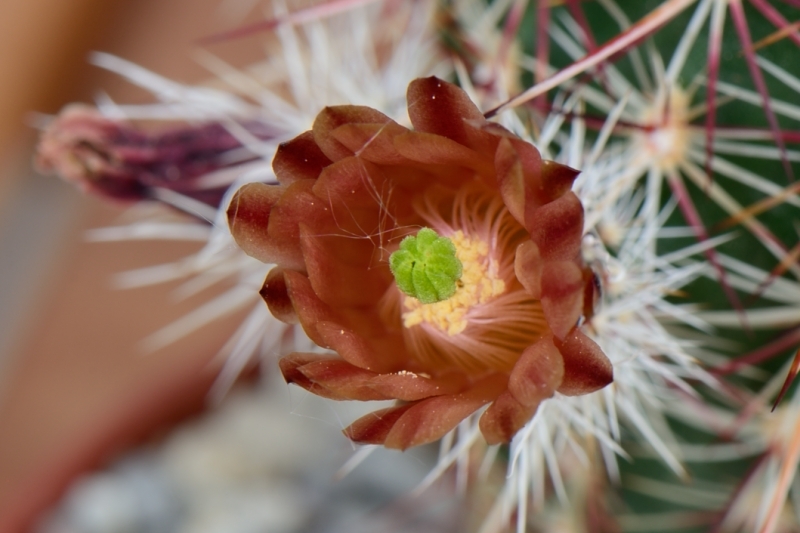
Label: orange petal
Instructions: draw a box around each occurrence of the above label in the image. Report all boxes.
[273,130,331,184]
[526,191,584,262]
[227,182,287,264]
[383,374,507,450]
[540,261,585,340]
[313,105,394,161]
[554,329,613,396]
[259,267,298,324]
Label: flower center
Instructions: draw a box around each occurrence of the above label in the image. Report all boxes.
[402,231,506,335]
[389,227,463,304]
[383,183,547,375]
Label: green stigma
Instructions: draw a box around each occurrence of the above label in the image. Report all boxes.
[389,228,463,304]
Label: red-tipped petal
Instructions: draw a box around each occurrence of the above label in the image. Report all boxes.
[406,77,486,147]
[526,191,584,262]
[507,335,564,407]
[554,329,613,396]
[515,240,544,299]
[491,128,579,215]
[299,224,390,308]
[316,322,405,373]
[266,179,330,271]
[479,391,538,445]
[540,261,585,340]
[272,130,331,184]
[313,105,394,161]
[259,267,298,324]
[383,374,507,450]
[494,137,528,226]
[279,353,348,400]
[296,359,390,401]
[393,131,494,176]
[344,403,417,445]
[227,182,287,264]
[369,371,468,402]
[312,156,389,209]
[540,160,581,201]
[283,270,346,347]
[331,121,411,165]
[493,137,577,212]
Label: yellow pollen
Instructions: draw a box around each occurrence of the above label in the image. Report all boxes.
[402,231,505,336]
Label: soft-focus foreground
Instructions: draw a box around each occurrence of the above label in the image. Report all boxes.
[14,1,800,532]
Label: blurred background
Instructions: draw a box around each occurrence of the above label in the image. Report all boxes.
[0,2,452,532]
[8,1,799,532]
[0,1,241,530]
